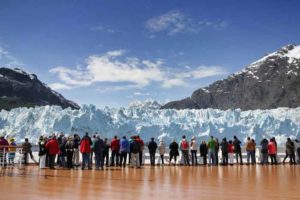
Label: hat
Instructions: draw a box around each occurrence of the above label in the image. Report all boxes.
[9,138,15,142]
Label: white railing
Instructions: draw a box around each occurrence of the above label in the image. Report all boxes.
[0,146,23,169]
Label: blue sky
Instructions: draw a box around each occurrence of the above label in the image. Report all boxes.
[0,0,300,108]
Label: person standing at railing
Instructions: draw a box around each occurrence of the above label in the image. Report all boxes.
[260,138,269,165]
[233,136,243,165]
[45,135,60,169]
[0,135,9,166]
[65,136,75,169]
[38,136,47,169]
[246,137,255,165]
[22,138,38,165]
[94,135,105,170]
[130,136,141,168]
[8,138,17,165]
[294,139,300,163]
[136,135,145,166]
[110,136,120,167]
[180,135,190,166]
[80,134,92,170]
[190,136,198,166]
[228,140,234,165]
[286,138,296,165]
[158,138,166,165]
[200,141,208,165]
[119,136,129,168]
[169,139,179,166]
[268,138,277,165]
[103,138,110,167]
[207,136,216,166]
[148,137,157,166]
[72,134,81,168]
[221,137,229,166]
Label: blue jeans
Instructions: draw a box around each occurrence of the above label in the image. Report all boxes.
[208,149,216,165]
[82,153,91,169]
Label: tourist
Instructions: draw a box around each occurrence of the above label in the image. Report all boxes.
[94,135,105,170]
[207,136,216,166]
[233,136,243,165]
[56,132,65,166]
[72,134,81,167]
[80,133,92,170]
[200,141,208,165]
[110,136,120,166]
[59,136,67,168]
[65,136,74,169]
[268,138,277,165]
[294,139,300,163]
[286,138,296,165]
[190,136,198,165]
[130,136,141,168]
[22,138,38,165]
[228,140,234,165]
[260,138,269,165]
[0,135,9,166]
[215,138,220,165]
[119,136,129,168]
[158,138,166,165]
[148,137,157,166]
[252,139,256,164]
[103,138,110,167]
[245,137,255,165]
[136,135,145,166]
[45,135,60,169]
[8,138,17,165]
[180,135,190,166]
[38,136,47,169]
[91,134,97,165]
[221,137,229,165]
[169,139,179,166]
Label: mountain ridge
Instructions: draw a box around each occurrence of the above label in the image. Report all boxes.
[162,44,300,110]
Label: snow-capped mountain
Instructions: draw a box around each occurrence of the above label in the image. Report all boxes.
[162,44,300,110]
[0,67,80,110]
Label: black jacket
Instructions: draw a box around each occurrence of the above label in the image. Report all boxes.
[148,141,158,154]
[94,139,105,154]
[169,142,179,156]
[200,143,208,156]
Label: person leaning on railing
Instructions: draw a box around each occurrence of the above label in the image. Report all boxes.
[0,135,9,166]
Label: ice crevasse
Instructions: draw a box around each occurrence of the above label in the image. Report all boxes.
[0,103,299,145]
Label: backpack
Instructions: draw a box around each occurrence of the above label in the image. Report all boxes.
[181,140,188,150]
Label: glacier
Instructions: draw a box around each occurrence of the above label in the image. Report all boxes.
[0,101,300,145]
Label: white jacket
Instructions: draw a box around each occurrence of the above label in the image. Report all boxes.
[190,139,198,151]
[158,141,166,155]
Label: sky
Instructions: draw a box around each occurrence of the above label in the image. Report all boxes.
[0,0,300,108]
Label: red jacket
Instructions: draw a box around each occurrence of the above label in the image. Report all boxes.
[228,143,234,153]
[268,142,277,154]
[45,139,59,155]
[80,137,92,153]
[110,139,120,151]
[0,138,9,151]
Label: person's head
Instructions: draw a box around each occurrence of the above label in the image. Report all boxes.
[151,137,154,141]
[287,137,291,142]
[93,134,96,138]
[122,136,126,139]
[234,136,237,139]
[295,139,299,143]
[247,137,250,140]
[25,138,29,142]
[182,135,186,139]
[202,140,206,144]
[136,135,140,139]
[9,138,15,143]
[85,132,89,137]
[210,136,214,140]
[172,138,176,143]
[0,135,4,139]
[192,136,195,140]
[68,135,73,141]
[39,136,44,141]
[229,140,232,144]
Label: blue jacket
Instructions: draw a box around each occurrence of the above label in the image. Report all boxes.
[120,138,130,152]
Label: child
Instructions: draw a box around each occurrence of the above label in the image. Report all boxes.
[8,138,17,165]
[228,140,234,165]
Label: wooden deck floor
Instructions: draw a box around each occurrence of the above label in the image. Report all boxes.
[1,165,299,200]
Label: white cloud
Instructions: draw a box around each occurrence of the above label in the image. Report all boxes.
[48,83,74,90]
[50,50,228,91]
[145,10,228,36]
[133,92,151,96]
[92,25,117,33]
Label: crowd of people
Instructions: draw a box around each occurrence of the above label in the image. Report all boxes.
[0,133,300,169]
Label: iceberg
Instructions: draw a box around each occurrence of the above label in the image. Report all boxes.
[0,100,299,145]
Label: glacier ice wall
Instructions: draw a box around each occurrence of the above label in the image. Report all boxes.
[0,104,300,145]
